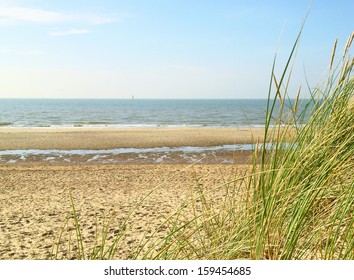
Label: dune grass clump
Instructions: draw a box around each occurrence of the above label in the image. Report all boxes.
[54,31,353,260]
[142,32,354,260]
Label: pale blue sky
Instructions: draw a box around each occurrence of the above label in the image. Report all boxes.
[0,0,353,99]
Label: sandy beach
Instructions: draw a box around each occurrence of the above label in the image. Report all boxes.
[0,163,249,259]
[0,127,265,150]
[0,127,258,259]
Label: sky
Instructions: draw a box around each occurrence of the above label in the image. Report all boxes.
[0,0,353,99]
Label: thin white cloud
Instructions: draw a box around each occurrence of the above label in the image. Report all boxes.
[0,5,116,25]
[49,29,92,36]
[0,6,69,23]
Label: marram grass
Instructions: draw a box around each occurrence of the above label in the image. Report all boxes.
[53,32,353,260]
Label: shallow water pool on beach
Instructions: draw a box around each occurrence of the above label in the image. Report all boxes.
[0,144,256,164]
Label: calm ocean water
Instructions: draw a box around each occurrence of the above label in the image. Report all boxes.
[0,99,308,128]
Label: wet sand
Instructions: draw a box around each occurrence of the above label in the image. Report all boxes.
[0,127,265,150]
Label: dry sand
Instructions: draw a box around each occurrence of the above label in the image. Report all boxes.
[0,164,249,260]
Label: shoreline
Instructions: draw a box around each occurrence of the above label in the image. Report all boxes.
[0,127,266,150]
[0,150,254,165]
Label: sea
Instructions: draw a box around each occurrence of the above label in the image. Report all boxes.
[0,98,309,128]
[0,99,308,164]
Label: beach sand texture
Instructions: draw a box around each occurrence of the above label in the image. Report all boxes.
[0,164,249,259]
[0,128,258,259]
[0,127,265,150]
